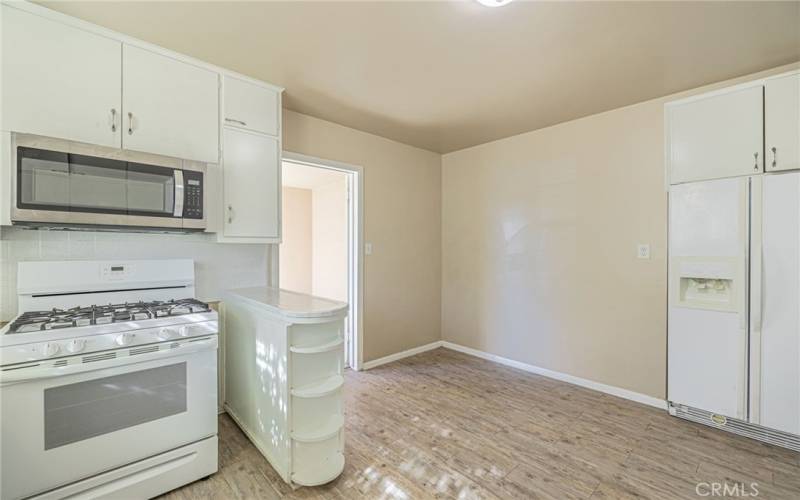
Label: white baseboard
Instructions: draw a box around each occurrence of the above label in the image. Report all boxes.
[440,341,667,410]
[362,340,444,370]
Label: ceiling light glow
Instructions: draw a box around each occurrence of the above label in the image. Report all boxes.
[476,0,514,7]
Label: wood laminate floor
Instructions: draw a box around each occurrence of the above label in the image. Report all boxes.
[160,348,800,499]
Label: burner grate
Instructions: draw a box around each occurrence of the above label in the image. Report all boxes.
[7,299,211,334]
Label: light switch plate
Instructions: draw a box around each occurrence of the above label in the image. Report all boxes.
[365,242,373,255]
[637,244,651,259]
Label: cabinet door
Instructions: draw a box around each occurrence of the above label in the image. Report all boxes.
[223,128,280,239]
[668,86,763,184]
[1,5,121,147]
[758,172,800,435]
[765,73,800,172]
[223,75,280,137]
[123,45,218,162]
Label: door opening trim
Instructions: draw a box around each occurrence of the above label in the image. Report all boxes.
[279,151,364,371]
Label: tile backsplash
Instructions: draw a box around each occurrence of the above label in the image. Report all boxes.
[0,227,269,321]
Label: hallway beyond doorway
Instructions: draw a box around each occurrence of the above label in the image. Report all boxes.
[280,154,363,369]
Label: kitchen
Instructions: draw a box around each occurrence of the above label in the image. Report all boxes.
[1,1,800,499]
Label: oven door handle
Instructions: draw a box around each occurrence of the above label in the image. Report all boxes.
[0,337,217,386]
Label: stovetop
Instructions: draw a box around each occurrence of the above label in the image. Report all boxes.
[7,299,211,334]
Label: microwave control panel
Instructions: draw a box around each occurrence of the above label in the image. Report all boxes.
[183,171,203,219]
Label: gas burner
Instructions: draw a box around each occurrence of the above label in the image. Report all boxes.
[7,299,211,334]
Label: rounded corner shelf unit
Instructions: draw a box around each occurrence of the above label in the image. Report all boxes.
[289,337,344,355]
[292,451,345,487]
[291,374,344,399]
[291,414,344,443]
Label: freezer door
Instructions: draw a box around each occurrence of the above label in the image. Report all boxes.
[755,172,800,435]
[668,177,749,419]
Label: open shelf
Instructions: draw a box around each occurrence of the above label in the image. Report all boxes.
[290,337,344,354]
[292,451,345,487]
[291,374,344,398]
[292,414,344,443]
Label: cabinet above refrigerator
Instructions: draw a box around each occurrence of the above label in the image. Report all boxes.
[666,70,800,185]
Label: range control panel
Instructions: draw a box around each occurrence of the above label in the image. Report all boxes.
[183,170,203,220]
[101,263,133,281]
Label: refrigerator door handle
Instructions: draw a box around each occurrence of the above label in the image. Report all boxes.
[738,177,750,333]
[748,175,763,424]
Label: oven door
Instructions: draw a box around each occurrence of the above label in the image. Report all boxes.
[0,338,217,500]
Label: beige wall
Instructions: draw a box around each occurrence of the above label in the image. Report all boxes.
[441,63,800,400]
[312,178,348,302]
[283,110,442,363]
[279,187,312,295]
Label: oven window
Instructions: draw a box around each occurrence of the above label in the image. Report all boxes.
[44,363,187,450]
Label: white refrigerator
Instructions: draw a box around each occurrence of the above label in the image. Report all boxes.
[668,173,800,447]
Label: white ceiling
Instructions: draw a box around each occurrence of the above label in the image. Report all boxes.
[282,162,346,190]
[40,1,800,153]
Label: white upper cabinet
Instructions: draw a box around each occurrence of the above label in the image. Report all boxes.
[223,76,280,137]
[2,2,283,240]
[765,73,800,173]
[122,45,219,163]
[667,85,763,184]
[1,5,122,147]
[222,128,280,240]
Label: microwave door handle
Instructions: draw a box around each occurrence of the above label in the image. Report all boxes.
[173,170,184,217]
[0,337,217,386]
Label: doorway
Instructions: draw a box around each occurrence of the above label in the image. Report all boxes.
[279,152,363,370]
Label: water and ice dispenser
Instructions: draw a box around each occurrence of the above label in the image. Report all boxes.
[672,257,740,312]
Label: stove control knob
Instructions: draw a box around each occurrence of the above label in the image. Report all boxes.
[66,339,86,353]
[41,342,60,358]
[178,326,191,337]
[157,328,176,341]
[116,332,134,346]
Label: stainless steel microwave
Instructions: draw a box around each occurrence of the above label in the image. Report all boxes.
[10,134,206,232]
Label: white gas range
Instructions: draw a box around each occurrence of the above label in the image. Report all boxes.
[0,259,219,500]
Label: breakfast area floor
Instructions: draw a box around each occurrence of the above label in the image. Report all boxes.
[160,348,800,499]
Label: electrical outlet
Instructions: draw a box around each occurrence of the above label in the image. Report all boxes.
[637,244,651,259]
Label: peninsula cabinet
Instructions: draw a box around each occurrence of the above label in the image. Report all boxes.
[223,287,348,488]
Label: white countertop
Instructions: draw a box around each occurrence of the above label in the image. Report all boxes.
[224,286,348,319]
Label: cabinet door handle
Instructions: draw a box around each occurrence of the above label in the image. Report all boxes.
[227,205,233,223]
[128,112,134,135]
[225,118,247,127]
[110,108,117,132]
[753,152,759,171]
[771,147,777,168]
